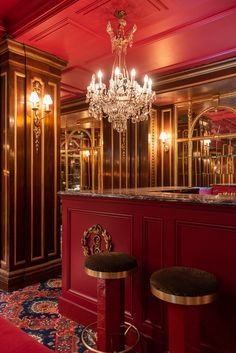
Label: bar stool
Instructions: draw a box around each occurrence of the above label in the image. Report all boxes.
[150,266,218,353]
[82,252,140,353]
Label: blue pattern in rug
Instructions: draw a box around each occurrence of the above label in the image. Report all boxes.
[0,278,87,352]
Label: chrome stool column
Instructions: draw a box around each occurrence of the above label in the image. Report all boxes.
[82,252,139,353]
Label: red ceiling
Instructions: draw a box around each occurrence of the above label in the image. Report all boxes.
[1,0,236,101]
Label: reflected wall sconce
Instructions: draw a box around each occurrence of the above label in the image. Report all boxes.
[159,131,170,152]
[29,80,53,152]
[203,139,211,147]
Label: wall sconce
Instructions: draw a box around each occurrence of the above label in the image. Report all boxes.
[203,139,211,147]
[29,81,53,152]
[159,131,169,152]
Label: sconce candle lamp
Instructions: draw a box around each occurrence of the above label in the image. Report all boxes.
[29,88,53,152]
[159,131,169,152]
[43,94,53,112]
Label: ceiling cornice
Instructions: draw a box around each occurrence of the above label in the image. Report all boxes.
[9,0,79,37]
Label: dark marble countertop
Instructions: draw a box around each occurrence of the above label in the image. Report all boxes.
[59,187,236,206]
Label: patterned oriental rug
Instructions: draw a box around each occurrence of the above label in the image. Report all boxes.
[0,278,86,353]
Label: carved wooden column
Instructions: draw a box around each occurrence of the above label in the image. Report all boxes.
[0,38,67,290]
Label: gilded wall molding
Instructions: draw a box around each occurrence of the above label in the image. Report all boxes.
[1,72,7,266]
[14,72,26,266]
[31,77,44,262]
[149,109,158,186]
[49,82,58,257]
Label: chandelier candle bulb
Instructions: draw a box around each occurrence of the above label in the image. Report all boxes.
[131,68,136,83]
[97,70,103,87]
[115,67,120,83]
[148,79,152,92]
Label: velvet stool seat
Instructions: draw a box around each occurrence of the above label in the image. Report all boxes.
[81,252,139,353]
[150,266,218,353]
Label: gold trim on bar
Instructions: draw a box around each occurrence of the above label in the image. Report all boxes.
[150,285,217,305]
[85,267,136,279]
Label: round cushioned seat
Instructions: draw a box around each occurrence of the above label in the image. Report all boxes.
[150,266,218,305]
[85,252,138,279]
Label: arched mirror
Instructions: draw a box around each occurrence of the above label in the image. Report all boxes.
[176,98,236,187]
[60,128,101,191]
[191,106,236,186]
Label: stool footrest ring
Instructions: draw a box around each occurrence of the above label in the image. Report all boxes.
[81,321,140,353]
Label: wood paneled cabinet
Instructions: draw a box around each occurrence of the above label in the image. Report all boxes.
[0,38,66,290]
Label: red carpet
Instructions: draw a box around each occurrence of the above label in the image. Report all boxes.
[0,279,86,352]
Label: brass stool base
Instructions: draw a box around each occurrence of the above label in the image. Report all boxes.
[81,321,140,353]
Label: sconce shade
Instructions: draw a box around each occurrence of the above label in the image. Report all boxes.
[43,94,53,112]
[30,89,53,152]
[159,131,167,143]
[204,139,211,146]
[30,91,40,109]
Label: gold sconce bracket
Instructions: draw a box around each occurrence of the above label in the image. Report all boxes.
[30,80,53,153]
[160,131,170,152]
[163,143,169,152]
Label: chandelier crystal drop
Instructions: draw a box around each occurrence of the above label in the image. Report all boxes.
[86,10,155,133]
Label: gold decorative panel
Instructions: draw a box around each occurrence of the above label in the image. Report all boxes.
[81,224,112,256]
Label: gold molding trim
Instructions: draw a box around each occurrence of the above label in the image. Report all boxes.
[175,91,236,108]
[14,72,26,266]
[150,284,217,305]
[81,224,112,257]
[160,109,172,186]
[174,105,178,186]
[85,267,136,279]
[41,83,45,259]
[1,72,7,265]
[156,58,236,94]
[48,82,58,256]
[0,258,61,277]
[161,110,164,186]
[149,109,158,186]
[0,39,67,70]
[31,76,44,262]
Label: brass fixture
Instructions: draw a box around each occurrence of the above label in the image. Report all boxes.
[30,80,52,152]
[160,131,170,152]
[86,10,155,133]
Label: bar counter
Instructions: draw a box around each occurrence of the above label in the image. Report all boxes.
[60,186,236,205]
[59,188,236,353]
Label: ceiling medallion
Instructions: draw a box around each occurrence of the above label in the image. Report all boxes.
[86,10,155,133]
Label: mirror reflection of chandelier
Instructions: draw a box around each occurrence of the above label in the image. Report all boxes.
[86,10,155,133]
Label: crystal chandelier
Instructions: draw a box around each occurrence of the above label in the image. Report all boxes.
[86,10,155,133]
